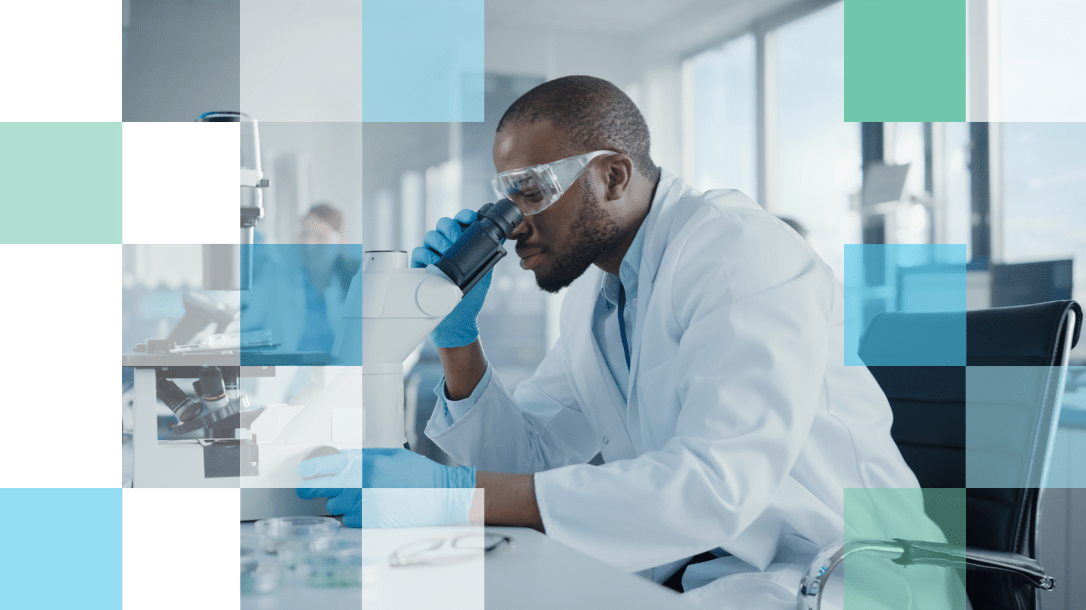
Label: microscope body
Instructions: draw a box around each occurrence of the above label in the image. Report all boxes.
[337,251,462,448]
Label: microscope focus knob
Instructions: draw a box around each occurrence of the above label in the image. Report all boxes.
[416,273,462,318]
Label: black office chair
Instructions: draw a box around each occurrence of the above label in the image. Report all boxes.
[796,300,1082,610]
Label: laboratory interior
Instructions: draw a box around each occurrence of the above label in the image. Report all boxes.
[119,0,1085,608]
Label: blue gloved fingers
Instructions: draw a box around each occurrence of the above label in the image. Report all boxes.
[452,208,477,226]
[296,484,339,500]
[360,450,398,488]
[423,228,455,257]
[359,448,476,490]
[296,453,349,480]
[462,269,493,298]
[324,489,362,517]
[358,489,475,528]
[435,216,465,244]
[410,246,440,268]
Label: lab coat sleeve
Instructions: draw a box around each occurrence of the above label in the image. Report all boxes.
[441,363,493,422]
[424,333,601,473]
[534,211,833,572]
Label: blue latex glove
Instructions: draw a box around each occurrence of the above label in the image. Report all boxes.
[411,208,493,348]
[296,449,476,528]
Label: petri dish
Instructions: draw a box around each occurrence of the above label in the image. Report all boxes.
[298,543,382,588]
[277,537,354,570]
[241,546,259,572]
[255,516,341,554]
[241,546,280,595]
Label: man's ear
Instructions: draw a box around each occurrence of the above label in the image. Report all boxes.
[604,154,633,201]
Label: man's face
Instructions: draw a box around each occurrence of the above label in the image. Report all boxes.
[298,215,343,277]
[299,216,341,245]
[493,121,625,293]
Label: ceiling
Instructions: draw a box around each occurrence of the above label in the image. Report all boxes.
[487,0,816,44]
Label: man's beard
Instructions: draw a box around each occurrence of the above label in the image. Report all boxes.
[535,188,625,293]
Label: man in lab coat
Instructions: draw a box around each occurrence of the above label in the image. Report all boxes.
[298,76,954,609]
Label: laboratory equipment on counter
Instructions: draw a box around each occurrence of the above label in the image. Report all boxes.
[165,290,239,345]
[126,200,520,519]
[278,537,359,569]
[241,546,281,595]
[300,546,381,588]
[333,198,523,448]
[255,516,341,554]
[198,111,268,291]
[389,533,513,567]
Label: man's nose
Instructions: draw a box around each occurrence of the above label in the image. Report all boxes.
[508,216,531,241]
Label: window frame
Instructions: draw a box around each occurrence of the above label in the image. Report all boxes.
[682,0,998,268]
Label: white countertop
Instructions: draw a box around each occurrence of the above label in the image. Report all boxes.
[240,522,694,610]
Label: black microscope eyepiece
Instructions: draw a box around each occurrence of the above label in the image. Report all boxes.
[436,199,523,295]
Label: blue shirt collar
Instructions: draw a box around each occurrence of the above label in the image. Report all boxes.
[601,215,649,306]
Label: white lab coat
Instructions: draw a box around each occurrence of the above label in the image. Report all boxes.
[426,170,952,609]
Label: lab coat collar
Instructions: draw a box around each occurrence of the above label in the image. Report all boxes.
[623,169,692,438]
[570,269,638,459]
[600,210,648,307]
[636,168,688,292]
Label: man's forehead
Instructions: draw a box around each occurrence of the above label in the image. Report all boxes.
[302,216,337,233]
[492,120,567,173]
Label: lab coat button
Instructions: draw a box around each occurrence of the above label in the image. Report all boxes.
[602,437,609,444]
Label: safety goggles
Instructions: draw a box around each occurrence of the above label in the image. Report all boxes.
[491,150,617,216]
[388,533,513,567]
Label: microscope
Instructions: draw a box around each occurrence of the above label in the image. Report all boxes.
[336,198,523,448]
[126,111,523,519]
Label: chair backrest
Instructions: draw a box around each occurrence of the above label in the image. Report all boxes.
[860,300,1082,487]
[860,300,1081,610]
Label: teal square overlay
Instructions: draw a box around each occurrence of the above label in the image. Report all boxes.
[844,487,967,609]
[845,0,966,122]
[0,123,121,244]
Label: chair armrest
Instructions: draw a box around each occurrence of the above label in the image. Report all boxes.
[796,539,1054,610]
[891,539,1054,591]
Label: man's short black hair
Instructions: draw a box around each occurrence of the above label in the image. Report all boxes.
[497,75,661,183]
[305,202,344,233]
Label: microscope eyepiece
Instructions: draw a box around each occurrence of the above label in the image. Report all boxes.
[435,199,523,295]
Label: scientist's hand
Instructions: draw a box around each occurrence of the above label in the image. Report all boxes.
[296,448,476,528]
[411,209,492,348]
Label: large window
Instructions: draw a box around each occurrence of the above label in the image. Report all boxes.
[684,34,756,200]
[1001,122,1086,310]
[997,0,1086,122]
[775,2,860,279]
[886,122,931,245]
[944,123,973,260]
[889,123,927,201]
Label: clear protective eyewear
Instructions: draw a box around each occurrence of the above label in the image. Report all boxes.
[491,150,617,216]
[388,533,513,567]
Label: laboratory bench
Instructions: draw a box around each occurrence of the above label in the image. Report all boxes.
[240,522,694,610]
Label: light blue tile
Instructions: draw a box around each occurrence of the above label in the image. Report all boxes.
[845,244,966,366]
[363,0,484,121]
[0,489,121,607]
[240,244,365,365]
